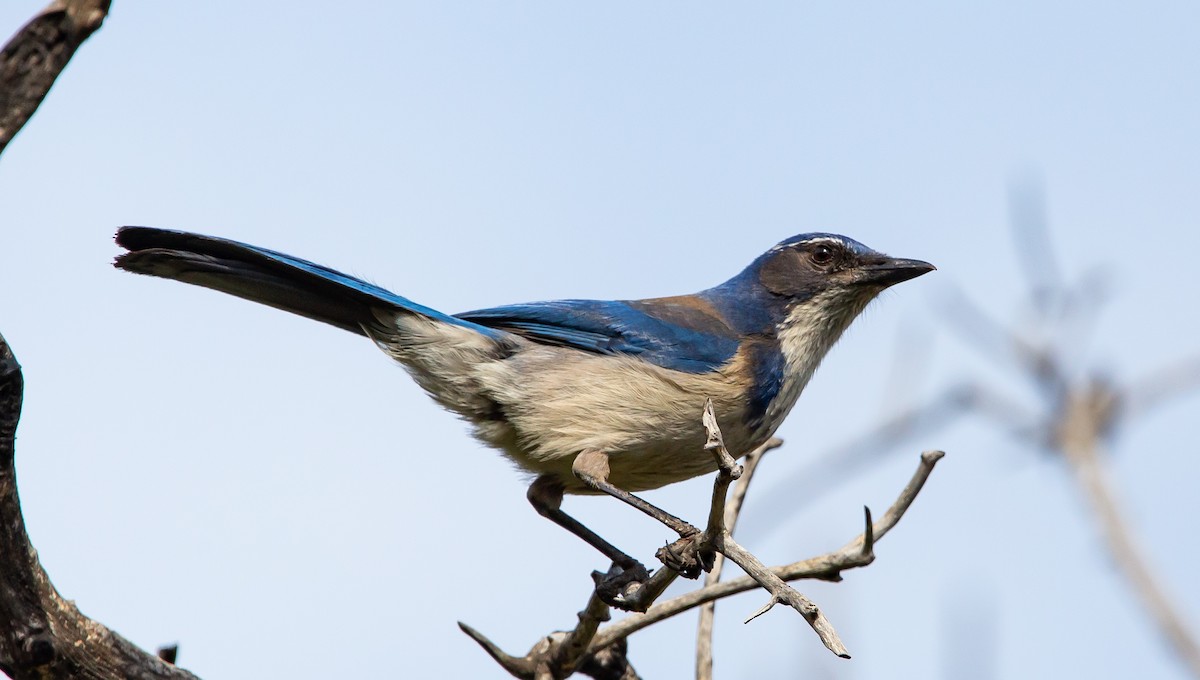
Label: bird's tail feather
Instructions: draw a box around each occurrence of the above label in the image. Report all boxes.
[114,227,499,339]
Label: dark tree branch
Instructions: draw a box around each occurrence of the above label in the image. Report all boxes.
[0,0,111,156]
[0,333,199,679]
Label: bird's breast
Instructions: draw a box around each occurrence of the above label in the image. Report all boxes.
[757,289,878,433]
[469,346,764,492]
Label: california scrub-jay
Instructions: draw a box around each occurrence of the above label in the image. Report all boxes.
[114,228,933,598]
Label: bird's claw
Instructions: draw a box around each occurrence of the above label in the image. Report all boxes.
[592,563,651,610]
[655,534,714,579]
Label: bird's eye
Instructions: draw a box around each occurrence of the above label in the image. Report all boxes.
[810,244,836,266]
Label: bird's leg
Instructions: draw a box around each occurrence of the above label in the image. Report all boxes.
[571,450,702,539]
[527,475,643,568]
[526,475,650,607]
[571,451,711,578]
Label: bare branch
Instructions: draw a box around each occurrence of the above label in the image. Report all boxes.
[694,403,848,657]
[0,0,111,156]
[696,438,780,680]
[590,450,945,653]
[718,532,850,656]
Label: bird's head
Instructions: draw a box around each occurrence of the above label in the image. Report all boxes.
[759,232,934,341]
[706,233,935,335]
[757,232,934,299]
[693,233,934,433]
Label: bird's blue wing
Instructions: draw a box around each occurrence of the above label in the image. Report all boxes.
[455,298,741,373]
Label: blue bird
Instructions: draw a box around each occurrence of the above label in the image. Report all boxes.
[114,227,933,599]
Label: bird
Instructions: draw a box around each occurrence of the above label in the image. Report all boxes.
[114,227,933,601]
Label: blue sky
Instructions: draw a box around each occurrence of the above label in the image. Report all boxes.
[1,2,1198,678]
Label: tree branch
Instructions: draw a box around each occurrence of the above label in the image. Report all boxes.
[0,332,199,679]
[589,450,944,653]
[696,437,779,680]
[690,402,849,657]
[0,0,111,156]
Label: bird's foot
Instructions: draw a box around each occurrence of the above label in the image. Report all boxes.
[655,533,715,579]
[591,562,651,610]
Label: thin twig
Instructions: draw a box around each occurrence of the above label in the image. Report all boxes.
[719,532,849,656]
[696,437,780,680]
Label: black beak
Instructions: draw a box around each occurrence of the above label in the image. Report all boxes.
[859,257,936,286]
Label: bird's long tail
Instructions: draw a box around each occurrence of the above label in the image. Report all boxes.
[114,227,501,340]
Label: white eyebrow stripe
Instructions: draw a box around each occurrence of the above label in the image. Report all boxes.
[770,236,846,252]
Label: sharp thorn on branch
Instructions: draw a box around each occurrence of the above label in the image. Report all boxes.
[861,506,875,558]
[744,597,778,624]
[157,644,179,664]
